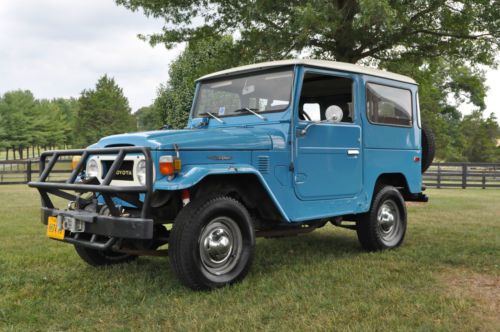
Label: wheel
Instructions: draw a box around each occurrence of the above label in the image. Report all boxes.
[356,186,407,251]
[169,195,255,290]
[421,124,435,173]
[74,245,137,266]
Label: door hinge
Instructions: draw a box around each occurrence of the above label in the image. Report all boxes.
[289,162,294,172]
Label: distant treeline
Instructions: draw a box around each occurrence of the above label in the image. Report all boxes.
[0,75,135,160]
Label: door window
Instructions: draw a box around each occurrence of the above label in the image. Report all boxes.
[299,73,354,123]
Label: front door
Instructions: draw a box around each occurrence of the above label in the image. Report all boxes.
[293,70,362,200]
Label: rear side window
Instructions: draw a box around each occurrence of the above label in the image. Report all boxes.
[366,83,412,127]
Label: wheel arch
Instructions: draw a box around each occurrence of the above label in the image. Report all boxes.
[373,173,411,198]
[190,173,288,225]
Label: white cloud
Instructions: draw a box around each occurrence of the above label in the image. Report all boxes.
[0,0,184,111]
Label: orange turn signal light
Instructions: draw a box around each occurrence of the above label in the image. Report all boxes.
[71,155,82,170]
[159,155,181,175]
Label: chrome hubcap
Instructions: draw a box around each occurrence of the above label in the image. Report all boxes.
[378,204,396,233]
[376,200,402,245]
[203,228,232,263]
[199,217,242,276]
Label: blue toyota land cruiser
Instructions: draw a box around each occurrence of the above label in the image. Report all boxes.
[29,60,435,290]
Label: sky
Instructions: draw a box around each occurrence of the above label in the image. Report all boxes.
[0,0,499,120]
[0,0,183,111]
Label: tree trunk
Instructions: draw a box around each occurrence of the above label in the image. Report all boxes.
[19,147,23,160]
[37,146,40,156]
[12,147,16,160]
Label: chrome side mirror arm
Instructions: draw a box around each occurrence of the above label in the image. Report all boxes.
[297,120,331,137]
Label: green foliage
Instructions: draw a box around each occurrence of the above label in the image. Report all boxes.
[116,0,499,64]
[0,90,37,149]
[154,35,246,128]
[461,112,500,162]
[0,91,80,159]
[74,75,136,147]
[135,105,161,131]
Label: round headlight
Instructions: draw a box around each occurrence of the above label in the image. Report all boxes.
[86,159,99,178]
[136,160,146,185]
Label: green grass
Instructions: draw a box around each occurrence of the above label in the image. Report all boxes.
[0,186,499,331]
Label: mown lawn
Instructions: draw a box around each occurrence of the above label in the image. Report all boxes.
[0,186,498,331]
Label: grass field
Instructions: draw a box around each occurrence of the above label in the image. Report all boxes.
[0,186,499,331]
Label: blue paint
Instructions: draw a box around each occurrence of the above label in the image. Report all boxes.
[90,64,423,223]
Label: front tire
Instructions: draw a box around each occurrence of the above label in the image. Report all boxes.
[169,196,255,290]
[356,186,407,251]
[74,245,137,266]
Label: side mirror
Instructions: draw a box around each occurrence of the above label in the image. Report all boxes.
[325,105,343,123]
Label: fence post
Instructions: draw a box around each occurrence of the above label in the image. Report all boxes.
[437,164,441,189]
[482,171,486,189]
[26,160,32,183]
[462,164,467,189]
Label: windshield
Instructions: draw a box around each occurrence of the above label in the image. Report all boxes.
[193,69,294,118]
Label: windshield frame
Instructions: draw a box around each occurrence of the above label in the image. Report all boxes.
[191,67,295,119]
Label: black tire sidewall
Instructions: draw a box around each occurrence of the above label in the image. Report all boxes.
[421,124,436,173]
[74,245,137,266]
[357,186,407,251]
[170,196,255,290]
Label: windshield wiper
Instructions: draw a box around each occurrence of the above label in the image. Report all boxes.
[234,107,267,121]
[199,112,225,124]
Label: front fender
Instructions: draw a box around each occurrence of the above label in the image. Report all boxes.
[153,164,290,221]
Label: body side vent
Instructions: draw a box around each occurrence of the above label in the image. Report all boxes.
[257,156,270,174]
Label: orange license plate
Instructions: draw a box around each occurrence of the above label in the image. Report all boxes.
[47,216,65,240]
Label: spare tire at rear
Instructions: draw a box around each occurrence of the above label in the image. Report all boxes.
[421,124,435,173]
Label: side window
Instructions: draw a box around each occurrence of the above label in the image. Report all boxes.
[366,83,412,127]
[303,103,321,121]
[299,73,354,123]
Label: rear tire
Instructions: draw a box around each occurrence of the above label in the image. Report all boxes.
[356,186,407,251]
[169,195,255,290]
[74,245,137,266]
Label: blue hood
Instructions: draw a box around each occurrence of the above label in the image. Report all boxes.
[92,127,277,150]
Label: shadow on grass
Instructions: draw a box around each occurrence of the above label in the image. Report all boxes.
[76,227,364,291]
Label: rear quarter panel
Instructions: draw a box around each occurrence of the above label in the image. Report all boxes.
[360,75,422,201]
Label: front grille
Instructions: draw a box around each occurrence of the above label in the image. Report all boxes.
[102,160,134,181]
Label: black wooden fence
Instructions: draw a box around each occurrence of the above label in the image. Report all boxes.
[423,162,500,189]
[0,159,499,188]
[0,158,72,184]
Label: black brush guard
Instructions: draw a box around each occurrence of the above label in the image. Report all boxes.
[28,146,154,250]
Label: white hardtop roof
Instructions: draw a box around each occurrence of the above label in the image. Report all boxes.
[197,59,416,84]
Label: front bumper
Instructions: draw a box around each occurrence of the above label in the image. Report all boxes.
[28,146,155,249]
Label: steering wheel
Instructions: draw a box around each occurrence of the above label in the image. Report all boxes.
[300,110,311,121]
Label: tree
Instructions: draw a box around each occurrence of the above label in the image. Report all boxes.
[461,112,500,162]
[0,90,37,159]
[154,35,245,128]
[74,75,136,147]
[116,0,499,64]
[135,105,160,131]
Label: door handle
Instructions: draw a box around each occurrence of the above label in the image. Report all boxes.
[347,149,360,156]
